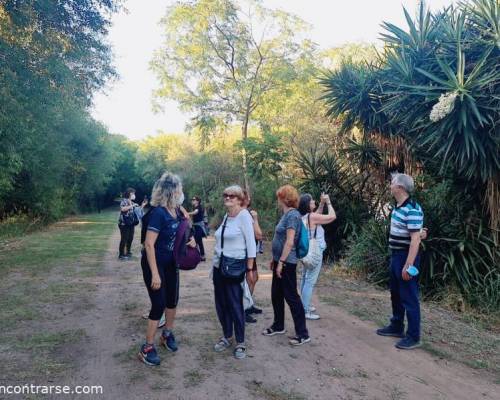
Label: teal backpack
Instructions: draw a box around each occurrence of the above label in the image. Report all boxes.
[296,218,310,259]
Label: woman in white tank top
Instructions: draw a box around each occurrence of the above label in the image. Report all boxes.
[297,193,337,320]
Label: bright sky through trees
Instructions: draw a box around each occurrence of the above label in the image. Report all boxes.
[91,0,456,140]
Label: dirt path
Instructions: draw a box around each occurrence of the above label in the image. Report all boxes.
[68,228,498,400]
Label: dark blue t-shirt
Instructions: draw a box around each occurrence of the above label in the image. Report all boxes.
[147,207,180,256]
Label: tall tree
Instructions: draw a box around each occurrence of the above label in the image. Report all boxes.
[151,0,311,189]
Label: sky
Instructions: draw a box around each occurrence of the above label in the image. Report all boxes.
[91,0,456,141]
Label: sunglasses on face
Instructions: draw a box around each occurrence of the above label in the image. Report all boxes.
[223,193,237,199]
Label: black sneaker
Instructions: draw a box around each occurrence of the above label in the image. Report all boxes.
[245,311,257,323]
[248,305,262,315]
[376,325,404,338]
[289,336,311,346]
[395,336,422,350]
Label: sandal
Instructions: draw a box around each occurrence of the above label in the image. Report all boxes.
[234,344,246,359]
[262,327,286,336]
[214,337,231,352]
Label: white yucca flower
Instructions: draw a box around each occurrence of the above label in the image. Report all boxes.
[429,91,458,122]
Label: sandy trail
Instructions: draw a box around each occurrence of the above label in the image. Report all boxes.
[67,229,498,400]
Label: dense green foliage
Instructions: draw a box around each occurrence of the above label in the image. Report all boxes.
[0,1,121,220]
[321,0,499,311]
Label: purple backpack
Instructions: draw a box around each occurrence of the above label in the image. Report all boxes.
[174,217,201,270]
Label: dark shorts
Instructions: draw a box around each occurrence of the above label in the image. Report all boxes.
[141,250,179,319]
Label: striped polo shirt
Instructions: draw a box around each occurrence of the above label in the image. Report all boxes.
[389,197,424,250]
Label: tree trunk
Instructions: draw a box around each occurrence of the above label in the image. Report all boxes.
[241,116,250,191]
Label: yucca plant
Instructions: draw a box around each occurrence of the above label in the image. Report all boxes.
[321,0,500,312]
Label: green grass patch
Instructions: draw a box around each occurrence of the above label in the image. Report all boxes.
[0,210,117,383]
[0,214,45,241]
[0,211,116,278]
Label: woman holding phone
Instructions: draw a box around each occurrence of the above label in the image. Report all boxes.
[298,193,337,320]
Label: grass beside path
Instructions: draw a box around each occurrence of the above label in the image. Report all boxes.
[0,210,117,383]
[317,266,500,382]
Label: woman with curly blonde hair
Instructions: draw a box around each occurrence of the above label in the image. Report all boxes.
[138,172,194,366]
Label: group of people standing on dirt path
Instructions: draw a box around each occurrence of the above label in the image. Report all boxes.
[119,169,426,366]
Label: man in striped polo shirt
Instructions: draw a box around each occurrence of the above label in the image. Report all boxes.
[377,173,423,350]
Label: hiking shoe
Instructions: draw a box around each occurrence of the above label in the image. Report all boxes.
[305,312,320,320]
[245,311,257,323]
[289,336,311,346]
[234,344,246,360]
[138,343,160,366]
[395,336,422,350]
[160,330,178,352]
[262,327,286,336]
[214,337,232,352]
[248,305,262,315]
[376,325,405,338]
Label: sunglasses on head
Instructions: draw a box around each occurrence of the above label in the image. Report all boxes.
[223,193,237,199]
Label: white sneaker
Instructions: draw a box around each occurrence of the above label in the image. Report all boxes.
[309,305,316,312]
[305,312,320,320]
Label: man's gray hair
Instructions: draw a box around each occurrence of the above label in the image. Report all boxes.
[391,173,415,194]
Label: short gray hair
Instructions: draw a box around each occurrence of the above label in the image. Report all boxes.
[150,172,182,208]
[224,185,244,201]
[391,173,415,194]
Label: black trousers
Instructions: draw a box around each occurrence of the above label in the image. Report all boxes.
[118,224,135,256]
[193,225,205,257]
[271,261,309,338]
[213,266,245,343]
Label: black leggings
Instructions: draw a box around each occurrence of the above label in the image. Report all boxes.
[141,251,179,320]
[118,224,134,256]
[193,225,205,257]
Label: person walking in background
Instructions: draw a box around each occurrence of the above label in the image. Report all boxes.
[377,173,424,350]
[189,196,207,261]
[118,188,147,260]
[298,193,337,320]
[212,185,256,359]
[242,189,263,323]
[138,172,194,366]
[263,185,310,346]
